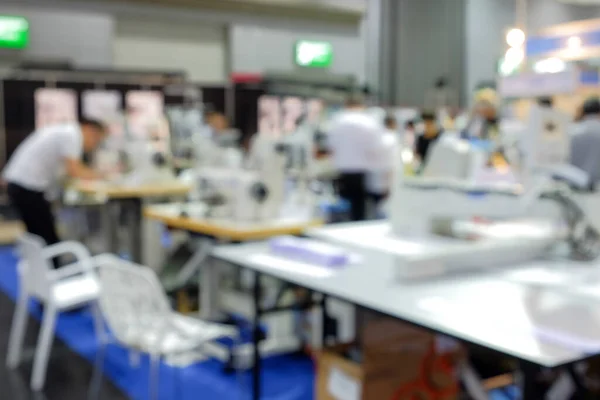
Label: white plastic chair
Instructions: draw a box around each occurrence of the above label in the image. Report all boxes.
[6,233,100,391]
[91,254,238,400]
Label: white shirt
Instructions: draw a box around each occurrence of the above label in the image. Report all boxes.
[327,110,385,172]
[366,129,398,194]
[3,123,83,191]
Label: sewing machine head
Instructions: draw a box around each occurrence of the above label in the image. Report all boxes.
[117,140,176,186]
[195,167,277,221]
[192,128,243,169]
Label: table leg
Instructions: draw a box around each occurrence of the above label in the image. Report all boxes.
[321,295,329,347]
[519,361,544,399]
[200,250,219,320]
[177,238,212,289]
[566,365,587,398]
[102,201,118,254]
[252,270,262,400]
[129,198,143,264]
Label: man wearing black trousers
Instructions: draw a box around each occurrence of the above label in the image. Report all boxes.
[328,95,386,221]
[3,119,107,267]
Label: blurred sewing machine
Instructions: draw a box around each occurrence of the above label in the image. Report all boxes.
[193,137,287,221]
[386,111,600,280]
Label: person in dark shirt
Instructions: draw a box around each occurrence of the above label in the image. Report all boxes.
[415,111,442,164]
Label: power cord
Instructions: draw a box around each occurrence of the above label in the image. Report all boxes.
[541,187,600,261]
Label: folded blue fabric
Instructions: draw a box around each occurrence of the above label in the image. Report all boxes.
[269,236,349,267]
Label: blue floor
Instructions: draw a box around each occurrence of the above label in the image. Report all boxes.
[0,246,516,400]
[0,247,313,400]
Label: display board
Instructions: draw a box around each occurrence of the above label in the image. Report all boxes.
[82,90,125,148]
[82,90,121,121]
[125,90,165,139]
[306,98,325,125]
[281,96,304,134]
[526,105,571,169]
[34,88,77,129]
[258,95,282,137]
[257,95,326,137]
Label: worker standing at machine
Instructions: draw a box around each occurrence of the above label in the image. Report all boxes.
[461,88,499,140]
[366,115,398,213]
[328,94,386,221]
[205,110,229,137]
[570,97,600,190]
[3,119,107,264]
[414,111,443,169]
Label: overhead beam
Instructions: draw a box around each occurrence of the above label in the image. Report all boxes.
[70,0,365,25]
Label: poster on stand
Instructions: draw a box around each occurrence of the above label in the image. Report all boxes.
[82,90,124,140]
[82,90,121,122]
[34,88,77,129]
[125,90,167,142]
[281,96,305,134]
[258,95,282,137]
[306,98,325,125]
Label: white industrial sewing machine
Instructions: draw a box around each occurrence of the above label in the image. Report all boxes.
[167,130,323,366]
[386,113,600,280]
[186,130,288,222]
[116,139,177,186]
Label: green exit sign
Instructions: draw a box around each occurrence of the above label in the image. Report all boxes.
[295,40,333,68]
[0,16,29,49]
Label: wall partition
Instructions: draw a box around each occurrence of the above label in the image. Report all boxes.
[379,0,466,107]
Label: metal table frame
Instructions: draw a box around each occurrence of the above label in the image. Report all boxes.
[213,241,598,400]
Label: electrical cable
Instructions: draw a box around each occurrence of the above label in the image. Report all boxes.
[541,187,600,261]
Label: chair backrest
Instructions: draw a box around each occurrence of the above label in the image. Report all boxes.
[94,255,172,351]
[16,234,54,299]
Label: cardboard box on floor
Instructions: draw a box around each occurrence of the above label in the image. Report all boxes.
[316,312,463,400]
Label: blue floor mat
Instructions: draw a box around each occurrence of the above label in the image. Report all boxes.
[0,246,518,400]
[0,247,314,400]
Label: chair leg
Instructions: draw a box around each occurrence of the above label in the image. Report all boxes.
[129,351,141,367]
[30,305,58,391]
[148,353,161,400]
[88,334,108,400]
[6,290,30,368]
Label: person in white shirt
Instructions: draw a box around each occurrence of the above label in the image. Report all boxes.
[4,119,107,265]
[327,95,386,221]
[366,115,398,211]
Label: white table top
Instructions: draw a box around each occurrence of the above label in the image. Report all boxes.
[212,235,600,368]
[307,221,457,255]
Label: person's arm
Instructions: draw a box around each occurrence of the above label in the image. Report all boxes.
[61,128,104,181]
[64,158,103,180]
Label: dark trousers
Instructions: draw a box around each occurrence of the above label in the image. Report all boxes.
[338,172,367,221]
[7,183,60,267]
[368,192,386,207]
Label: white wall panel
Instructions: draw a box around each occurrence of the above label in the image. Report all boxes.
[381,0,465,107]
[0,5,113,67]
[465,0,515,100]
[229,22,366,83]
[114,19,227,83]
